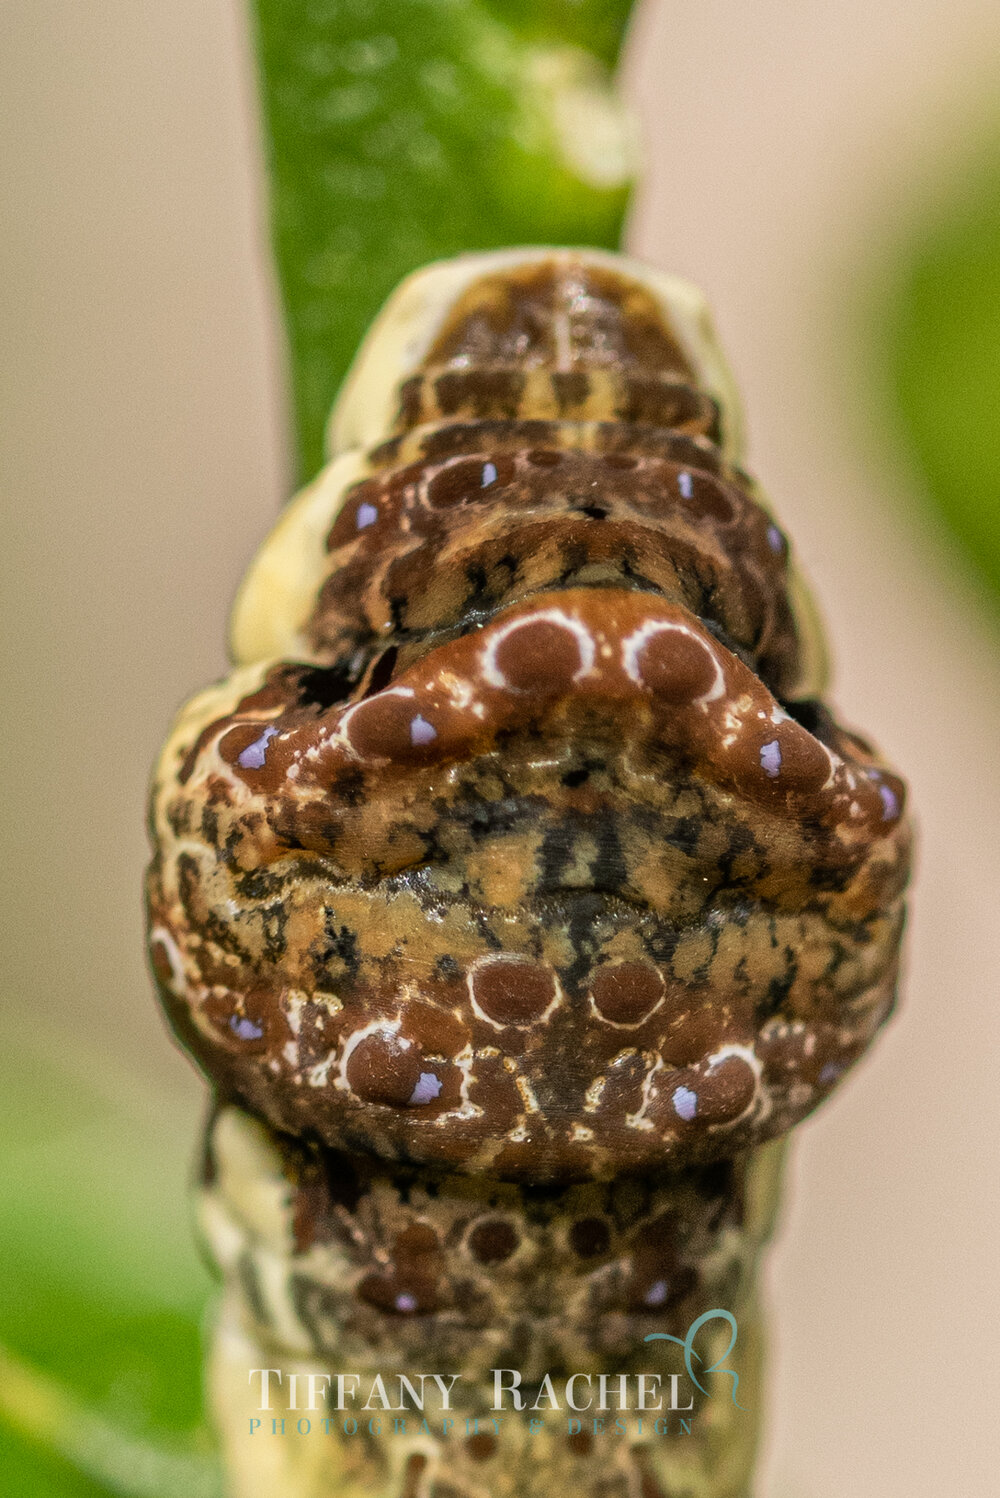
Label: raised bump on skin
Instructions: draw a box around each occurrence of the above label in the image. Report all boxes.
[467,957,562,1031]
[621,618,724,704]
[480,609,597,692]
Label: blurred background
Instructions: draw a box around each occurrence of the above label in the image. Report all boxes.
[2,2,999,1494]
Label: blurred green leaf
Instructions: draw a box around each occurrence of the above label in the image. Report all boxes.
[251,0,638,478]
[882,141,1000,610]
[0,1347,221,1498]
[0,1022,217,1490]
[483,0,635,67]
[0,1422,119,1498]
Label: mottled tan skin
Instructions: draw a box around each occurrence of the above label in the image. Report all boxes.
[200,1106,780,1498]
[147,254,911,1498]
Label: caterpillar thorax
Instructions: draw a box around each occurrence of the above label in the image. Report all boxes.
[148,249,908,1183]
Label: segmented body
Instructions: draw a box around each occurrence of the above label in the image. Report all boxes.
[147,250,910,1498]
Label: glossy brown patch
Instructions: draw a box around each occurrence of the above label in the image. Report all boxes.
[426,457,509,509]
[660,1008,731,1067]
[695,1055,757,1123]
[633,625,717,702]
[492,617,585,693]
[345,693,440,763]
[677,470,735,524]
[202,985,279,1054]
[469,959,557,1028]
[590,963,665,1026]
[346,1031,424,1107]
[401,1002,470,1059]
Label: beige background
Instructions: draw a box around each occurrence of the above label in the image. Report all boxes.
[2,2,999,1494]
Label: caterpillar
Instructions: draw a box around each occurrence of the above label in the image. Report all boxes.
[146,248,911,1498]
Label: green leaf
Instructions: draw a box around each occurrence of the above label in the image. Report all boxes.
[250,0,638,478]
[0,1020,217,1488]
[0,1347,221,1498]
[880,137,1000,612]
[484,0,635,67]
[0,1421,118,1498]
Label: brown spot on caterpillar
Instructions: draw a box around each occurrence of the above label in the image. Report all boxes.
[358,1221,442,1316]
[526,446,563,467]
[568,1217,612,1258]
[695,1054,758,1123]
[401,1002,470,1059]
[590,962,665,1027]
[746,719,831,794]
[466,1218,519,1264]
[344,691,440,763]
[626,1212,698,1313]
[468,958,558,1029]
[660,1007,732,1067]
[465,1432,497,1462]
[424,456,514,509]
[676,469,735,524]
[488,614,590,693]
[202,986,281,1054]
[626,622,719,702]
[464,1216,520,1264]
[346,1030,425,1108]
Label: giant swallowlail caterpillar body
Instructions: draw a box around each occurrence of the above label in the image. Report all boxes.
[147,249,910,1498]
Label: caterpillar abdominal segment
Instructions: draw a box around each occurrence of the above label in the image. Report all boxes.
[147,249,911,1498]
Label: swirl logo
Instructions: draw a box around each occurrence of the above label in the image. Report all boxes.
[645,1309,744,1409]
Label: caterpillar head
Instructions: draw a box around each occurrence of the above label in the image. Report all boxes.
[147,249,909,1181]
